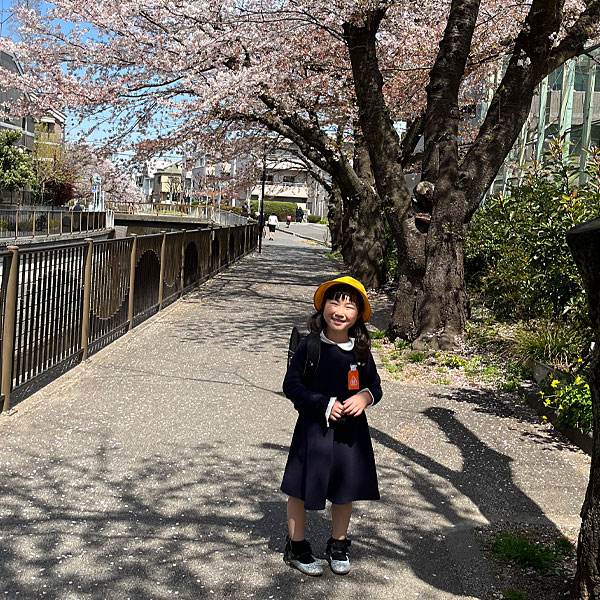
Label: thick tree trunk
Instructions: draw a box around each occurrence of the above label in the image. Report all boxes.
[567,219,600,600]
[327,185,343,251]
[343,129,387,289]
[253,95,386,287]
[340,184,386,289]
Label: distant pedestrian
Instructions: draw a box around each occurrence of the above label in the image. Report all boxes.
[286,215,292,228]
[295,206,303,223]
[267,213,278,240]
[73,199,82,212]
[281,276,382,577]
[241,204,249,218]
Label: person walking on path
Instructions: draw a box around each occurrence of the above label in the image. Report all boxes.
[267,213,278,240]
[281,276,382,577]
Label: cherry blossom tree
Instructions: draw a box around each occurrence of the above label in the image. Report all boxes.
[65,143,140,205]
[1,0,596,316]
[6,2,600,595]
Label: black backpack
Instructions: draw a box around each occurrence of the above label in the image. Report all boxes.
[287,327,321,383]
[287,327,367,385]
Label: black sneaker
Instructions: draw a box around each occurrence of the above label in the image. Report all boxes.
[283,536,323,576]
[325,537,351,574]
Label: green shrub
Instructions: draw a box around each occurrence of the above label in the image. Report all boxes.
[219,205,242,215]
[371,330,385,339]
[0,219,9,232]
[318,218,328,225]
[466,138,600,326]
[249,200,299,221]
[307,214,320,223]
[542,375,592,433]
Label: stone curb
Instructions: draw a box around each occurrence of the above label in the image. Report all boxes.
[518,380,593,455]
[276,225,331,247]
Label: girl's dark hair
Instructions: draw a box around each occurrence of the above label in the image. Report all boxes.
[308,284,371,363]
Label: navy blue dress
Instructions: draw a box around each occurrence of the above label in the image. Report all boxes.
[280,336,382,510]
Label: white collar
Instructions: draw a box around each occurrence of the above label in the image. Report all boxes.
[320,331,355,351]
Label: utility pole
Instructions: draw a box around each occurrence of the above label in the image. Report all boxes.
[258,147,266,254]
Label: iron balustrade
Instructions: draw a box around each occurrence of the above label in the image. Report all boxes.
[0,223,260,410]
[0,207,108,240]
[105,200,249,226]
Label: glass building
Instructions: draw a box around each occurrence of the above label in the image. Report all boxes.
[489,52,600,193]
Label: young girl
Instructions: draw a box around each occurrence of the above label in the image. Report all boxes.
[281,276,382,576]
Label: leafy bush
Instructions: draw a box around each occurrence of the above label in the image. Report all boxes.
[249,200,299,221]
[307,214,320,223]
[219,205,242,215]
[466,138,600,325]
[542,375,592,433]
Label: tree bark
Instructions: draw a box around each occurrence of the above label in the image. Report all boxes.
[567,218,600,600]
[251,98,387,286]
[344,0,600,346]
[327,184,343,251]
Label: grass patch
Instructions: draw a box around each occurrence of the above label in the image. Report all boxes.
[394,339,411,351]
[325,249,342,260]
[491,534,559,570]
[408,351,428,363]
[371,330,385,340]
[440,355,468,369]
[503,589,528,600]
[499,378,519,392]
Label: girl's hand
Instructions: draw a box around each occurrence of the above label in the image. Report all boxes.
[342,391,372,417]
[329,400,345,421]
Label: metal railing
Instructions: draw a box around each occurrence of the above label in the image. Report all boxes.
[0,207,108,240]
[0,222,260,410]
[106,200,249,226]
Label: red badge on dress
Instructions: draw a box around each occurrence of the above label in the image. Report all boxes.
[348,365,359,390]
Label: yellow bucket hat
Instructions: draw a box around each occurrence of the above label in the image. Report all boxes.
[313,276,372,322]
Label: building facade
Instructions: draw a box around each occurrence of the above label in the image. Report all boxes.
[490,51,600,192]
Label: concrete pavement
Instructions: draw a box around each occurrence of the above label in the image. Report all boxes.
[0,231,590,599]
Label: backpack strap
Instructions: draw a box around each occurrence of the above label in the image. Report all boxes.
[303,332,321,384]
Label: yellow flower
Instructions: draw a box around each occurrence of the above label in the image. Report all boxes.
[585,384,590,391]
[551,379,560,388]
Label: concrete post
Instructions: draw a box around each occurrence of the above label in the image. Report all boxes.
[80,238,93,361]
[1,246,19,412]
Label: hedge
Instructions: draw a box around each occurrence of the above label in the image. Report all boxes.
[249,200,299,221]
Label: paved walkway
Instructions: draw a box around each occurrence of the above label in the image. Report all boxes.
[0,232,590,599]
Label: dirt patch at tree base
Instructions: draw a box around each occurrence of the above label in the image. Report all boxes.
[476,522,578,600]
